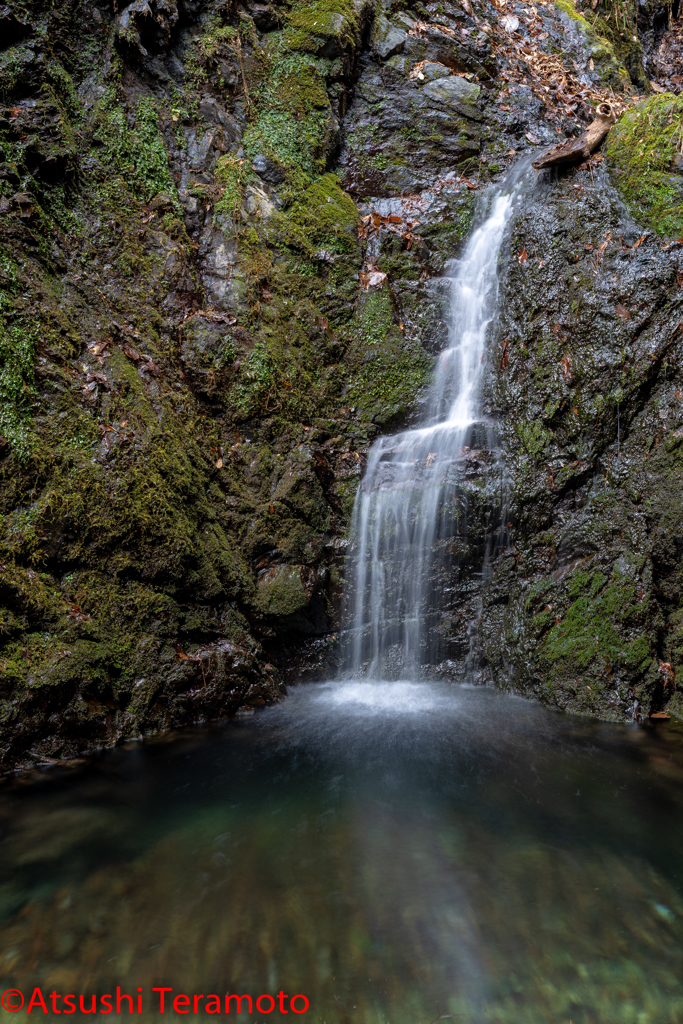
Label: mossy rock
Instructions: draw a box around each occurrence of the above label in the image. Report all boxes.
[244,44,338,188]
[287,174,359,243]
[537,570,653,682]
[284,0,359,57]
[344,288,433,424]
[606,94,683,238]
[255,564,310,616]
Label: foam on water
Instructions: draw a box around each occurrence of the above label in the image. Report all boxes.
[313,679,450,714]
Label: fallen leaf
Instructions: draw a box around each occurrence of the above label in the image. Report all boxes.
[501,13,519,31]
[216,458,223,469]
[553,323,560,335]
[500,337,510,369]
[269,503,274,514]
[615,304,631,319]
[360,269,388,290]
[560,354,571,377]
[139,358,161,376]
[659,661,675,687]
[633,234,647,249]
[650,711,671,719]
[525,131,540,144]
[122,343,141,361]
[88,339,111,358]
[518,247,528,264]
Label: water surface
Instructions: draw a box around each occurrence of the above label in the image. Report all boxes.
[1,681,683,1023]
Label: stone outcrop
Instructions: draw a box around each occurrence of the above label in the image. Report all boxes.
[1,0,682,767]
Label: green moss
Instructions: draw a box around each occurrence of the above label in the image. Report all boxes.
[185,20,239,89]
[0,250,38,461]
[356,288,395,347]
[284,0,358,54]
[555,0,590,22]
[243,43,335,192]
[92,91,176,205]
[606,94,683,238]
[538,571,653,680]
[283,173,359,251]
[230,343,275,417]
[516,418,551,456]
[345,290,432,424]
[215,154,249,220]
[0,42,36,96]
[254,564,310,617]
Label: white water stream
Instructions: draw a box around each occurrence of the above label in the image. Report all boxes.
[343,161,535,678]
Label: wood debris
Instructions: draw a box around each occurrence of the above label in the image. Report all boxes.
[532,102,617,169]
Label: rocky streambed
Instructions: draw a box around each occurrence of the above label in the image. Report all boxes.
[1,0,682,768]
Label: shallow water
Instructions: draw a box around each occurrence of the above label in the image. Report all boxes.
[1,681,683,1023]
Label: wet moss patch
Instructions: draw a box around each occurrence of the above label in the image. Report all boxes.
[344,288,433,424]
[606,94,683,238]
[538,570,653,681]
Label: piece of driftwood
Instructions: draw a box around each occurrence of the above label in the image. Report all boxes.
[532,102,617,170]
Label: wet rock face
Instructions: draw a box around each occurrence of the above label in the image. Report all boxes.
[0,0,681,766]
[480,171,683,722]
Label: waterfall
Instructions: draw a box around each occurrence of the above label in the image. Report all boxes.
[342,160,535,679]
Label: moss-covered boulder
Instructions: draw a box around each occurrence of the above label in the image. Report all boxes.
[606,94,683,238]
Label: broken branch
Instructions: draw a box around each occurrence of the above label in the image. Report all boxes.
[532,102,617,170]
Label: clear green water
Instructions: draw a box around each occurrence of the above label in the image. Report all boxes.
[1,681,683,1023]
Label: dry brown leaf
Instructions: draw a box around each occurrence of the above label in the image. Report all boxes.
[360,270,388,290]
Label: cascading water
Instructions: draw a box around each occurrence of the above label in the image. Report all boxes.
[343,160,536,679]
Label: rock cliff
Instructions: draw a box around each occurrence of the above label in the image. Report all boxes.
[1,0,682,767]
